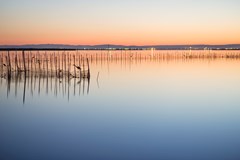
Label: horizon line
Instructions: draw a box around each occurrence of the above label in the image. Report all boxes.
[1,43,240,46]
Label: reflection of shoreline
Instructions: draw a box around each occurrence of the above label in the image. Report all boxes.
[1,72,90,104]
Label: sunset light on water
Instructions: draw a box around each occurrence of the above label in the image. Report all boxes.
[1,1,240,160]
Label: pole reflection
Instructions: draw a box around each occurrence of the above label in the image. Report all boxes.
[2,72,90,104]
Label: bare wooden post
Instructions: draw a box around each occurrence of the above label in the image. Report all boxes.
[55,56,57,77]
[78,54,81,79]
[5,56,8,76]
[69,53,72,75]
[38,54,41,74]
[44,52,47,76]
[50,54,53,75]
[0,52,3,73]
[30,51,33,73]
[62,52,64,75]
[15,53,18,72]
[68,52,70,78]
[64,53,66,76]
[7,51,12,74]
[46,53,48,76]
[58,52,61,77]
[82,58,85,78]
[87,58,90,79]
[80,55,83,64]
[28,52,30,73]
[34,52,36,73]
[73,54,76,77]
[22,51,27,75]
[42,54,45,73]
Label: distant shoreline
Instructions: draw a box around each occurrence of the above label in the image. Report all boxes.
[0,44,240,51]
[0,48,240,51]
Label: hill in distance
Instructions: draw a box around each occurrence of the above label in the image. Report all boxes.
[0,44,240,50]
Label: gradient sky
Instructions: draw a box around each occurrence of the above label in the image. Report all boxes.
[0,0,240,45]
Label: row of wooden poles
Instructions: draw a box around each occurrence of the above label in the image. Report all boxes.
[99,51,240,60]
[1,50,240,78]
[59,50,240,62]
[0,51,90,80]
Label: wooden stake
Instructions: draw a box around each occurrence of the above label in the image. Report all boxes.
[87,58,90,79]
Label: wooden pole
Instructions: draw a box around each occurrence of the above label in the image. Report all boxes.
[46,53,48,76]
[5,56,9,77]
[39,54,41,74]
[50,53,53,75]
[68,52,70,78]
[55,56,57,77]
[64,53,66,76]
[87,58,90,79]
[73,54,76,77]
[7,51,12,74]
[0,52,3,74]
[15,53,18,72]
[27,52,30,73]
[78,54,81,79]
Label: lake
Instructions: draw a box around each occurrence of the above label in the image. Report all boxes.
[1,50,240,160]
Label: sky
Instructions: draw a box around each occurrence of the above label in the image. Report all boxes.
[0,0,240,45]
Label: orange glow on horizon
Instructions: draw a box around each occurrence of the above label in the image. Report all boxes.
[1,0,240,45]
[1,24,240,45]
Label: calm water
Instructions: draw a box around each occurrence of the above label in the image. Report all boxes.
[1,51,240,160]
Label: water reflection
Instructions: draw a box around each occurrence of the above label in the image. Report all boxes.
[1,51,240,160]
[2,72,90,104]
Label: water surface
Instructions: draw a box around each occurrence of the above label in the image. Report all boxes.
[1,51,240,160]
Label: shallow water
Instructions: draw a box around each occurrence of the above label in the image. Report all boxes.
[1,51,240,160]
